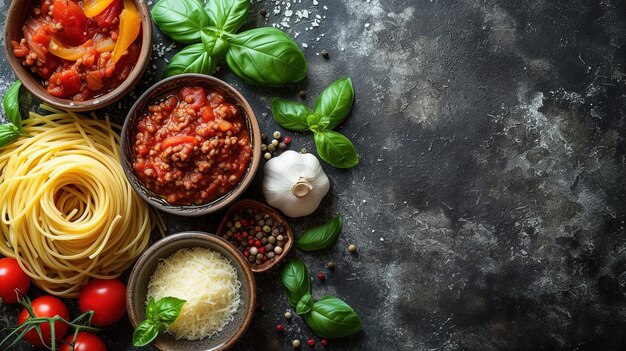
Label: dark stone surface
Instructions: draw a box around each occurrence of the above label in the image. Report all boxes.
[1,0,626,350]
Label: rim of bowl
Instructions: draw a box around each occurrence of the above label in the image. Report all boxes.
[2,0,153,112]
[120,74,262,216]
[126,231,257,351]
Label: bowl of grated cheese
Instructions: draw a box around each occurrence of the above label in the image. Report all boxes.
[127,232,256,351]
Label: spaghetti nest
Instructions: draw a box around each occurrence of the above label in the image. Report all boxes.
[0,107,161,297]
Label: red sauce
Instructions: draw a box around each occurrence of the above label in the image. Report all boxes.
[12,0,140,101]
[133,86,252,205]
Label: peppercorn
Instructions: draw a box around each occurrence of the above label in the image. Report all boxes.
[298,90,306,98]
[271,139,279,147]
[284,136,292,144]
[262,237,268,245]
[292,340,301,348]
[267,252,275,259]
[348,244,357,252]
[307,339,315,347]
[285,311,292,320]
[327,261,334,269]
[268,144,276,152]
[260,9,267,16]
[279,142,287,149]
[261,144,268,151]
[249,247,258,255]
[263,225,271,233]
[317,272,326,281]
[256,232,264,239]
[274,246,283,254]
[276,324,283,332]
[300,147,307,154]
[264,152,272,160]
[273,131,281,139]
[277,235,284,241]
[321,49,329,59]
[321,339,328,346]
[268,236,276,244]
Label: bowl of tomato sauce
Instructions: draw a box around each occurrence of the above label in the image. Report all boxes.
[120,74,262,216]
[3,0,152,111]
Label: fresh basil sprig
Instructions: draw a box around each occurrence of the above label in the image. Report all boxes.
[279,259,311,307]
[271,78,359,168]
[132,297,186,347]
[296,215,343,251]
[0,80,27,148]
[152,0,307,85]
[280,260,362,339]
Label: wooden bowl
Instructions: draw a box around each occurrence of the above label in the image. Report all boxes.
[126,232,256,351]
[3,0,152,111]
[120,74,262,216]
[217,199,294,273]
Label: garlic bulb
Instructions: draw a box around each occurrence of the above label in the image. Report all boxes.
[262,150,330,217]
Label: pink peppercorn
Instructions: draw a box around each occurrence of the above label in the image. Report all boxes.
[276,324,283,332]
[284,136,291,144]
[259,247,265,254]
[242,232,249,238]
[321,339,328,346]
[307,339,314,346]
[317,272,326,281]
[255,240,262,247]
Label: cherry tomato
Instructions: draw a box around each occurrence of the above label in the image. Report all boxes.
[52,0,88,45]
[18,296,69,348]
[79,279,126,327]
[0,258,30,304]
[59,332,107,351]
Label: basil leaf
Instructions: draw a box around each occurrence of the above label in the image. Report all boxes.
[164,43,217,77]
[296,216,343,251]
[303,296,362,339]
[296,293,313,316]
[3,81,22,131]
[205,0,249,33]
[132,320,159,347]
[201,30,229,58]
[145,298,158,322]
[152,0,209,44]
[280,259,311,308]
[155,297,186,325]
[271,98,310,132]
[313,131,359,168]
[314,77,354,130]
[0,124,21,148]
[226,27,307,86]
[306,114,330,133]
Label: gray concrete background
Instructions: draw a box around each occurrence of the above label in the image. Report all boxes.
[1,0,626,350]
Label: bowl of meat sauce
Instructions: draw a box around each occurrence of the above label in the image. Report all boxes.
[120,74,262,216]
[3,0,152,111]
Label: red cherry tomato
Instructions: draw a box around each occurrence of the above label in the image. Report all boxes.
[0,258,30,304]
[79,279,127,327]
[59,332,107,351]
[18,296,69,348]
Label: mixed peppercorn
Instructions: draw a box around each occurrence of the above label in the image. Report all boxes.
[261,130,291,160]
[223,208,287,266]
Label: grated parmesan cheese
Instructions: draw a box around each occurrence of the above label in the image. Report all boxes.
[147,247,241,341]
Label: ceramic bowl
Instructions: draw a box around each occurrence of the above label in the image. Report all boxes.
[3,0,152,111]
[126,232,256,351]
[120,74,262,216]
[217,199,294,273]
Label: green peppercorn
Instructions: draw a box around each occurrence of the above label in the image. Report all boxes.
[268,252,276,259]
[234,221,241,229]
[256,232,263,239]
[263,225,271,233]
[261,144,268,151]
[261,237,268,244]
[268,144,276,152]
[268,236,276,244]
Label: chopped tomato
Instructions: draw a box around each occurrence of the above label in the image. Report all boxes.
[11,41,29,58]
[199,106,215,121]
[93,0,122,27]
[85,71,103,90]
[48,69,82,98]
[161,136,199,150]
[52,0,88,46]
[179,86,206,110]
[23,18,52,62]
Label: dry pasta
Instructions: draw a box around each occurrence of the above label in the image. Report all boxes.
[0,106,163,297]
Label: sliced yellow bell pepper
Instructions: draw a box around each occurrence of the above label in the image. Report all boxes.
[111,0,141,64]
[48,36,116,61]
[83,0,116,18]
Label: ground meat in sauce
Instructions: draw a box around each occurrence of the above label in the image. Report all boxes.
[133,86,252,205]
